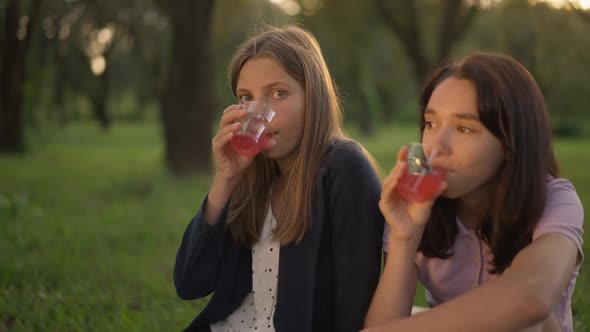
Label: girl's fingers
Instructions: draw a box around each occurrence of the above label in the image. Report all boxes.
[393,161,407,181]
[381,145,410,202]
[381,162,407,203]
[212,130,234,153]
[382,162,402,191]
[396,145,409,163]
[386,160,406,186]
[213,122,241,143]
[222,104,242,114]
[219,106,246,129]
[381,145,409,200]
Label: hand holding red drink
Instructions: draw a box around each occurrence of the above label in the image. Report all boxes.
[211,102,276,183]
[395,143,446,203]
[230,101,276,157]
[379,143,447,242]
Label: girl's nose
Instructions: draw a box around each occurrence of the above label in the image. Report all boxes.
[427,142,450,159]
[424,130,452,159]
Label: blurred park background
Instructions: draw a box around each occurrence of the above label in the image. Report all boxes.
[0,0,588,330]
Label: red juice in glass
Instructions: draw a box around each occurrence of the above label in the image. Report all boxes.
[395,169,445,203]
[230,101,276,157]
[394,142,445,202]
[231,132,271,157]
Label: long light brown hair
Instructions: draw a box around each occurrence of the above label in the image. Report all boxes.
[417,52,559,274]
[227,25,369,247]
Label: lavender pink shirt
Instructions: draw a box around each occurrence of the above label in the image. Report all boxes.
[383,177,584,332]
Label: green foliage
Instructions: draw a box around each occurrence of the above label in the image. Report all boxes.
[552,121,585,138]
[458,0,590,135]
[1,121,588,330]
[13,0,590,137]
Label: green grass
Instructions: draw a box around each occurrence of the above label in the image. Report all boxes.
[0,121,587,331]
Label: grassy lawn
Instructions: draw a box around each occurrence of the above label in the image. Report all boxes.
[0,121,587,331]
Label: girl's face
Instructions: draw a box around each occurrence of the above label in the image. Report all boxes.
[422,77,505,202]
[236,56,305,162]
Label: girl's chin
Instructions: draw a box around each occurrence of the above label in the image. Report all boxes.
[261,147,299,165]
[259,148,277,158]
[439,187,461,200]
[260,150,287,161]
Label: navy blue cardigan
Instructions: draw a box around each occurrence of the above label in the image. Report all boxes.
[174,140,384,332]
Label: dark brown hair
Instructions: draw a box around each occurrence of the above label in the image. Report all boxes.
[418,52,559,274]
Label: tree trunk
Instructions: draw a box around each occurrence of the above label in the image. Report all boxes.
[53,42,69,126]
[375,0,429,87]
[375,0,479,90]
[0,0,40,153]
[46,37,69,126]
[91,77,111,130]
[0,0,24,153]
[157,0,216,175]
[91,50,112,130]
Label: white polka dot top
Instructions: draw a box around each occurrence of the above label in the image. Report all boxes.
[210,203,279,332]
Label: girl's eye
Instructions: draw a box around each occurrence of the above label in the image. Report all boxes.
[424,121,436,129]
[239,95,252,103]
[272,89,287,99]
[458,126,473,134]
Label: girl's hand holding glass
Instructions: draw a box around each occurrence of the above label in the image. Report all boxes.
[395,143,446,203]
[379,143,446,243]
[230,101,276,157]
[211,103,276,183]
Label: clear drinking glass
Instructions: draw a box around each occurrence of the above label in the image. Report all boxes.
[230,101,276,157]
[395,142,446,202]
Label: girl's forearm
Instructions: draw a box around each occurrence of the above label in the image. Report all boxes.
[364,270,548,332]
[366,233,576,332]
[364,240,420,327]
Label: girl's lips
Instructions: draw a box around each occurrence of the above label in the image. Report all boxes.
[431,166,453,174]
[432,167,448,176]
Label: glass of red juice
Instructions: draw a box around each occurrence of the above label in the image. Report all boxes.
[395,143,445,203]
[231,101,276,157]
